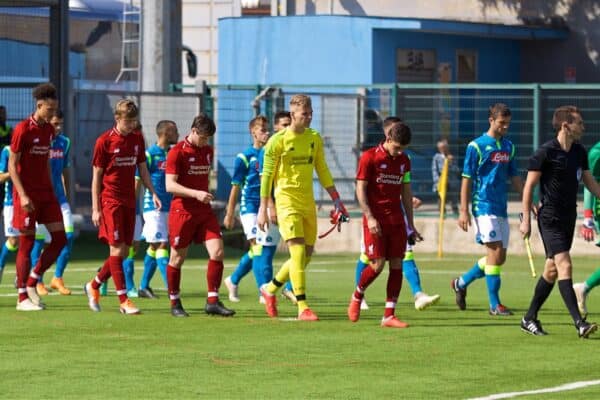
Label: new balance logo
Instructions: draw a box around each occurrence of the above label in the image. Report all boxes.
[113,148,121,154]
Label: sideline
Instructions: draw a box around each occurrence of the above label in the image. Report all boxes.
[468,379,600,400]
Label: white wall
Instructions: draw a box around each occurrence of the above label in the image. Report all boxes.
[182,0,241,85]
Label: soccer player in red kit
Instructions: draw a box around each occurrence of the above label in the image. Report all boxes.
[165,113,234,317]
[347,122,421,328]
[9,83,67,311]
[84,100,161,315]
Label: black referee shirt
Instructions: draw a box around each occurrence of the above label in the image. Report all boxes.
[528,138,588,213]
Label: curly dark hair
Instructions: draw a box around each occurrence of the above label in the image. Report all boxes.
[33,83,57,101]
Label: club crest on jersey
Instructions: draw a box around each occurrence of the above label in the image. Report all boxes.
[577,167,582,181]
[113,148,121,154]
[134,145,139,155]
[490,151,510,163]
[380,164,387,169]
[33,137,40,143]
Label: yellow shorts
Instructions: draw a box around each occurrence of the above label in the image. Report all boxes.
[277,206,317,246]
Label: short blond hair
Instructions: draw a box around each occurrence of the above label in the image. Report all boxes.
[289,94,312,109]
[114,99,138,119]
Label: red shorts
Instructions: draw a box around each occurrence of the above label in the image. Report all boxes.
[13,196,63,232]
[363,217,406,260]
[169,209,222,249]
[98,201,136,246]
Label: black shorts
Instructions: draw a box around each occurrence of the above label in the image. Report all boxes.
[537,208,576,258]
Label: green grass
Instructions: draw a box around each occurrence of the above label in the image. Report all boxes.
[1,238,600,399]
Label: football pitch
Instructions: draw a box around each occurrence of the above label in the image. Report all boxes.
[1,237,600,399]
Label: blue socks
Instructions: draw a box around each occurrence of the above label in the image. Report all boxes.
[30,238,45,271]
[156,248,169,287]
[355,253,370,286]
[0,240,18,270]
[122,246,136,292]
[485,265,502,309]
[140,247,157,290]
[231,250,253,285]
[402,251,422,297]
[458,257,486,288]
[54,232,73,278]
[252,245,275,289]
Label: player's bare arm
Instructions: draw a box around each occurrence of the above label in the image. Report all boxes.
[0,171,10,184]
[91,165,103,227]
[458,176,471,231]
[266,196,277,225]
[165,173,213,204]
[520,170,541,238]
[138,162,162,210]
[357,179,379,235]
[402,183,422,242]
[257,196,270,232]
[62,168,71,203]
[224,184,241,229]
[8,150,33,212]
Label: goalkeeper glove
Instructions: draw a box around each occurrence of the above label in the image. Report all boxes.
[581,209,596,242]
[330,190,349,220]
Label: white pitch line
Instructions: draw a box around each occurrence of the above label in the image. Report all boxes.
[468,379,600,400]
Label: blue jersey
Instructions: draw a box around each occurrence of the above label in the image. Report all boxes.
[462,133,519,217]
[0,146,12,206]
[142,144,171,212]
[48,133,71,205]
[231,146,262,215]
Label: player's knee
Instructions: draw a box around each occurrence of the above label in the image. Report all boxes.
[210,248,224,261]
[371,260,385,273]
[7,237,18,248]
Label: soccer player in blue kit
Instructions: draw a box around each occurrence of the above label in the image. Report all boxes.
[138,120,179,298]
[452,103,523,316]
[223,115,282,303]
[0,145,18,283]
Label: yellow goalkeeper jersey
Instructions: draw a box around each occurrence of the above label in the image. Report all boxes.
[261,127,334,211]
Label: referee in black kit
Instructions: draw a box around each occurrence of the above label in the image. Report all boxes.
[519,105,600,338]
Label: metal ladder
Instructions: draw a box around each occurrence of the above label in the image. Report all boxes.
[115,0,142,87]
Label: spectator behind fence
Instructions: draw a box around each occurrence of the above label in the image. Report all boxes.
[432,138,460,215]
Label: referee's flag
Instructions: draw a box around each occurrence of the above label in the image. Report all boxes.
[437,158,449,203]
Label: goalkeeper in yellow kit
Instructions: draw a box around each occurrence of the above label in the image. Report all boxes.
[257,94,348,321]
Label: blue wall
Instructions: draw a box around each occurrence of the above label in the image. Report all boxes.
[372,30,520,83]
[219,16,373,85]
[0,39,85,81]
[219,16,523,85]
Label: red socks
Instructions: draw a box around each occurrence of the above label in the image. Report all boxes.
[206,259,223,304]
[167,264,181,306]
[384,268,403,318]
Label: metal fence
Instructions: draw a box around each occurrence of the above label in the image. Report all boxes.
[2,82,600,220]
[71,89,203,214]
[192,83,600,205]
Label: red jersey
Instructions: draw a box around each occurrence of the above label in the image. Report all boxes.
[92,127,145,208]
[11,115,55,202]
[166,136,213,215]
[356,143,410,225]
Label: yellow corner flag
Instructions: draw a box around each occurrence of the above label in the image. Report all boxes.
[437,158,449,258]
